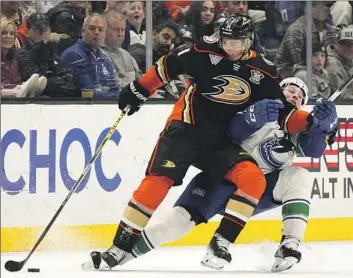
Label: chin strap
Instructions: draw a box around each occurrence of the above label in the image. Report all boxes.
[239,38,253,60]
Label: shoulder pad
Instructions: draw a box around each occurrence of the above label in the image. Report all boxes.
[247,54,279,79]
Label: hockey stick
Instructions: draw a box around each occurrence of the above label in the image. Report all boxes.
[4,107,130,272]
[328,75,353,102]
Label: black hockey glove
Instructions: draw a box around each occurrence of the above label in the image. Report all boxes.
[119,80,150,116]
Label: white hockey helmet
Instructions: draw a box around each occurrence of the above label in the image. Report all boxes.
[280,77,309,106]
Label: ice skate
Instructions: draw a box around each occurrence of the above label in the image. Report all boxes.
[201,233,232,270]
[81,251,105,271]
[100,245,134,269]
[271,236,302,272]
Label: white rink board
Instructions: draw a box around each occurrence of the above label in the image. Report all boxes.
[1,104,353,228]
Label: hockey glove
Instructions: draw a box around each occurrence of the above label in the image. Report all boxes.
[118,80,150,116]
[244,99,284,129]
[311,98,338,134]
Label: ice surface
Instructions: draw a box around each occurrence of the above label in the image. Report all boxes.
[2,241,353,278]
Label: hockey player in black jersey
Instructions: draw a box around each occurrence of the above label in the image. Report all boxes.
[83,14,298,271]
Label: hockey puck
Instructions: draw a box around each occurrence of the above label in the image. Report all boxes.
[28,268,40,272]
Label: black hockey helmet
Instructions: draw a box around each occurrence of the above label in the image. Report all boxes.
[219,14,254,40]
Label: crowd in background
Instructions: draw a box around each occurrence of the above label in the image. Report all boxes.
[1,1,353,100]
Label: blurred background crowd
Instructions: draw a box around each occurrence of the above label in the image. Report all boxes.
[1,1,353,100]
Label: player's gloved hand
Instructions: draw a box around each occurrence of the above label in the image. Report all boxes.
[311,98,338,134]
[118,80,150,115]
[244,99,284,129]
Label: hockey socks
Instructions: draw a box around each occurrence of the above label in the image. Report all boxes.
[282,198,310,240]
[132,206,195,256]
[216,193,257,242]
[218,161,266,242]
[112,200,151,251]
[112,175,174,252]
[132,230,155,257]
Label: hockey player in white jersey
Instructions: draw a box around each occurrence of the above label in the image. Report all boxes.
[84,78,338,272]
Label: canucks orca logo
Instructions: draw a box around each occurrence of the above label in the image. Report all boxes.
[259,137,294,170]
[203,75,251,104]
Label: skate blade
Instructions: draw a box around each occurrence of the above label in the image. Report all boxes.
[200,253,228,270]
[81,260,110,271]
[271,257,298,272]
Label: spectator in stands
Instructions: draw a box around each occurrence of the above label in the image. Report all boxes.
[225,1,266,25]
[181,1,219,42]
[1,1,20,22]
[37,1,59,13]
[125,1,146,47]
[47,1,88,55]
[330,1,352,28]
[1,17,46,97]
[105,1,129,13]
[166,1,191,22]
[326,27,353,99]
[166,1,223,23]
[17,13,77,98]
[153,20,180,62]
[275,1,337,78]
[262,1,305,61]
[294,43,331,99]
[152,1,172,27]
[17,4,36,46]
[152,20,186,99]
[128,20,180,72]
[102,10,142,90]
[1,1,22,48]
[61,13,119,98]
[1,18,21,87]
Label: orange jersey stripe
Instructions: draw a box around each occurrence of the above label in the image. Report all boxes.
[167,84,196,124]
[194,45,227,58]
[139,66,165,95]
[167,89,187,122]
[283,109,310,134]
[189,86,196,125]
[248,50,257,59]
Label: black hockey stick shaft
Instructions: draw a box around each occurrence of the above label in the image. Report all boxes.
[328,75,353,102]
[4,108,129,272]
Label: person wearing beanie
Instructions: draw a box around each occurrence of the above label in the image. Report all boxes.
[326,27,353,99]
[294,43,331,99]
[275,1,337,78]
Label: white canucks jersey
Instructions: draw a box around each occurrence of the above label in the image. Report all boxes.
[240,122,300,174]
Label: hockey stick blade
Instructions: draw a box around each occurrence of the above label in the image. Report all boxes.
[328,75,353,102]
[4,107,130,272]
[4,260,24,272]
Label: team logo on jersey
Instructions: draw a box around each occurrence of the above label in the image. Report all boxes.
[203,75,251,104]
[161,160,176,168]
[249,70,264,85]
[192,187,206,197]
[259,137,293,170]
[209,54,222,65]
